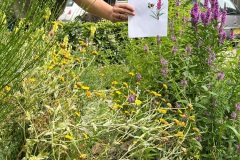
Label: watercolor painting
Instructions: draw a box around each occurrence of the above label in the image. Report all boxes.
[148,0,164,20]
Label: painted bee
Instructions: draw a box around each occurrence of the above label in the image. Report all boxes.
[148,3,154,9]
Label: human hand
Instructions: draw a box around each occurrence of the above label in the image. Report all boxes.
[110,3,135,23]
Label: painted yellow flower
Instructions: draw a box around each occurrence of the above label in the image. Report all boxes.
[135,99,142,106]
[75,112,81,117]
[157,108,167,114]
[82,133,89,139]
[81,85,90,90]
[65,135,73,140]
[128,72,135,76]
[163,84,168,89]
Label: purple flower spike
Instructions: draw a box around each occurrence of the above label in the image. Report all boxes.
[217,72,225,80]
[172,46,178,54]
[136,73,142,80]
[161,67,168,77]
[191,2,200,25]
[204,0,209,9]
[208,53,215,66]
[128,94,135,103]
[186,45,192,53]
[221,8,227,25]
[160,58,168,65]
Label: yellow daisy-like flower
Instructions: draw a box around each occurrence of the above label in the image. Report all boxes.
[193,154,200,159]
[160,118,168,124]
[123,82,128,88]
[65,135,73,140]
[76,82,82,88]
[92,51,98,56]
[178,109,183,114]
[5,86,11,92]
[116,91,121,95]
[29,78,36,82]
[188,104,194,110]
[150,91,162,97]
[60,76,65,82]
[174,131,183,136]
[163,84,168,89]
[130,90,135,95]
[128,72,135,76]
[161,98,166,102]
[99,73,105,76]
[110,86,115,90]
[79,154,87,160]
[112,81,118,85]
[189,115,195,121]
[86,91,92,98]
[155,119,160,123]
[166,103,172,108]
[80,49,86,53]
[157,108,167,114]
[75,58,81,62]
[81,85,90,90]
[75,112,81,117]
[193,127,200,133]
[135,99,142,106]
[48,66,53,70]
[82,133,89,139]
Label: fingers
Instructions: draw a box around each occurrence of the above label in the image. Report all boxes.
[111,3,135,22]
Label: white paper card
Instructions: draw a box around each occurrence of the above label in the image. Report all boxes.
[128,0,168,38]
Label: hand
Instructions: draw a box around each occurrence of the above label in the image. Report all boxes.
[110,3,135,23]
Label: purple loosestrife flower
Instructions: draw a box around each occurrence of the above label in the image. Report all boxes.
[204,0,209,9]
[236,102,240,111]
[128,94,135,103]
[144,44,148,51]
[160,58,168,65]
[172,46,178,54]
[229,31,235,40]
[208,53,215,66]
[236,144,240,152]
[221,7,227,25]
[219,28,227,44]
[231,112,237,119]
[136,73,142,80]
[212,0,221,21]
[161,67,168,77]
[171,34,177,41]
[186,45,192,53]
[204,8,212,25]
[176,0,181,6]
[191,2,200,25]
[217,72,224,80]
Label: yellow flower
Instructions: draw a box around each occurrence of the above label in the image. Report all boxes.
[81,85,90,90]
[79,154,87,160]
[189,115,195,121]
[193,127,200,133]
[163,84,168,89]
[135,99,142,106]
[86,91,92,98]
[65,135,73,140]
[60,76,65,82]
[95,92,103,97]
[80,49,86,53]
[193,154,200,159]
[178,109,183,114]
[162,131,168,135]
[92,51,98,55]
[161,98,166,102]
[157,108,167,114]
[166,103,172,108]
[29,78,36,82]
[123,82,128,88]
[82,133,89,139]
[181,147,187,155]
[160,118,168,124]
[125,111,130,115]
[188,104,194,110]
[99,73,105,76]
[112,81,118,85]
[115,91,121,95]
[130,90,135,95]
[76,82,82,88]
[75,58,81,62]
[150,91,162,97]
[75,112,81,117]
[174,131,183,136]
[155,119,160,123]
[48,66,53,70]
[128,72,135,76]
[5,86,11,92]
[110,86,115,90]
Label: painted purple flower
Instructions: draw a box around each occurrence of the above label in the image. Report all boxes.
[136,73,142,80]
[231,112,237,119]
[217,72,225,80]
[157,0,162,10]
[236,102,240,111]
[161,67,168,77]
[160,58,168,65]
[144,44,148,51]
[191,2,200,25]
[128,94,135,103]
[208,53,216,66]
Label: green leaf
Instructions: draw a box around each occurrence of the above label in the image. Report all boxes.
[226,125,240,142]
[194,103,207,110]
